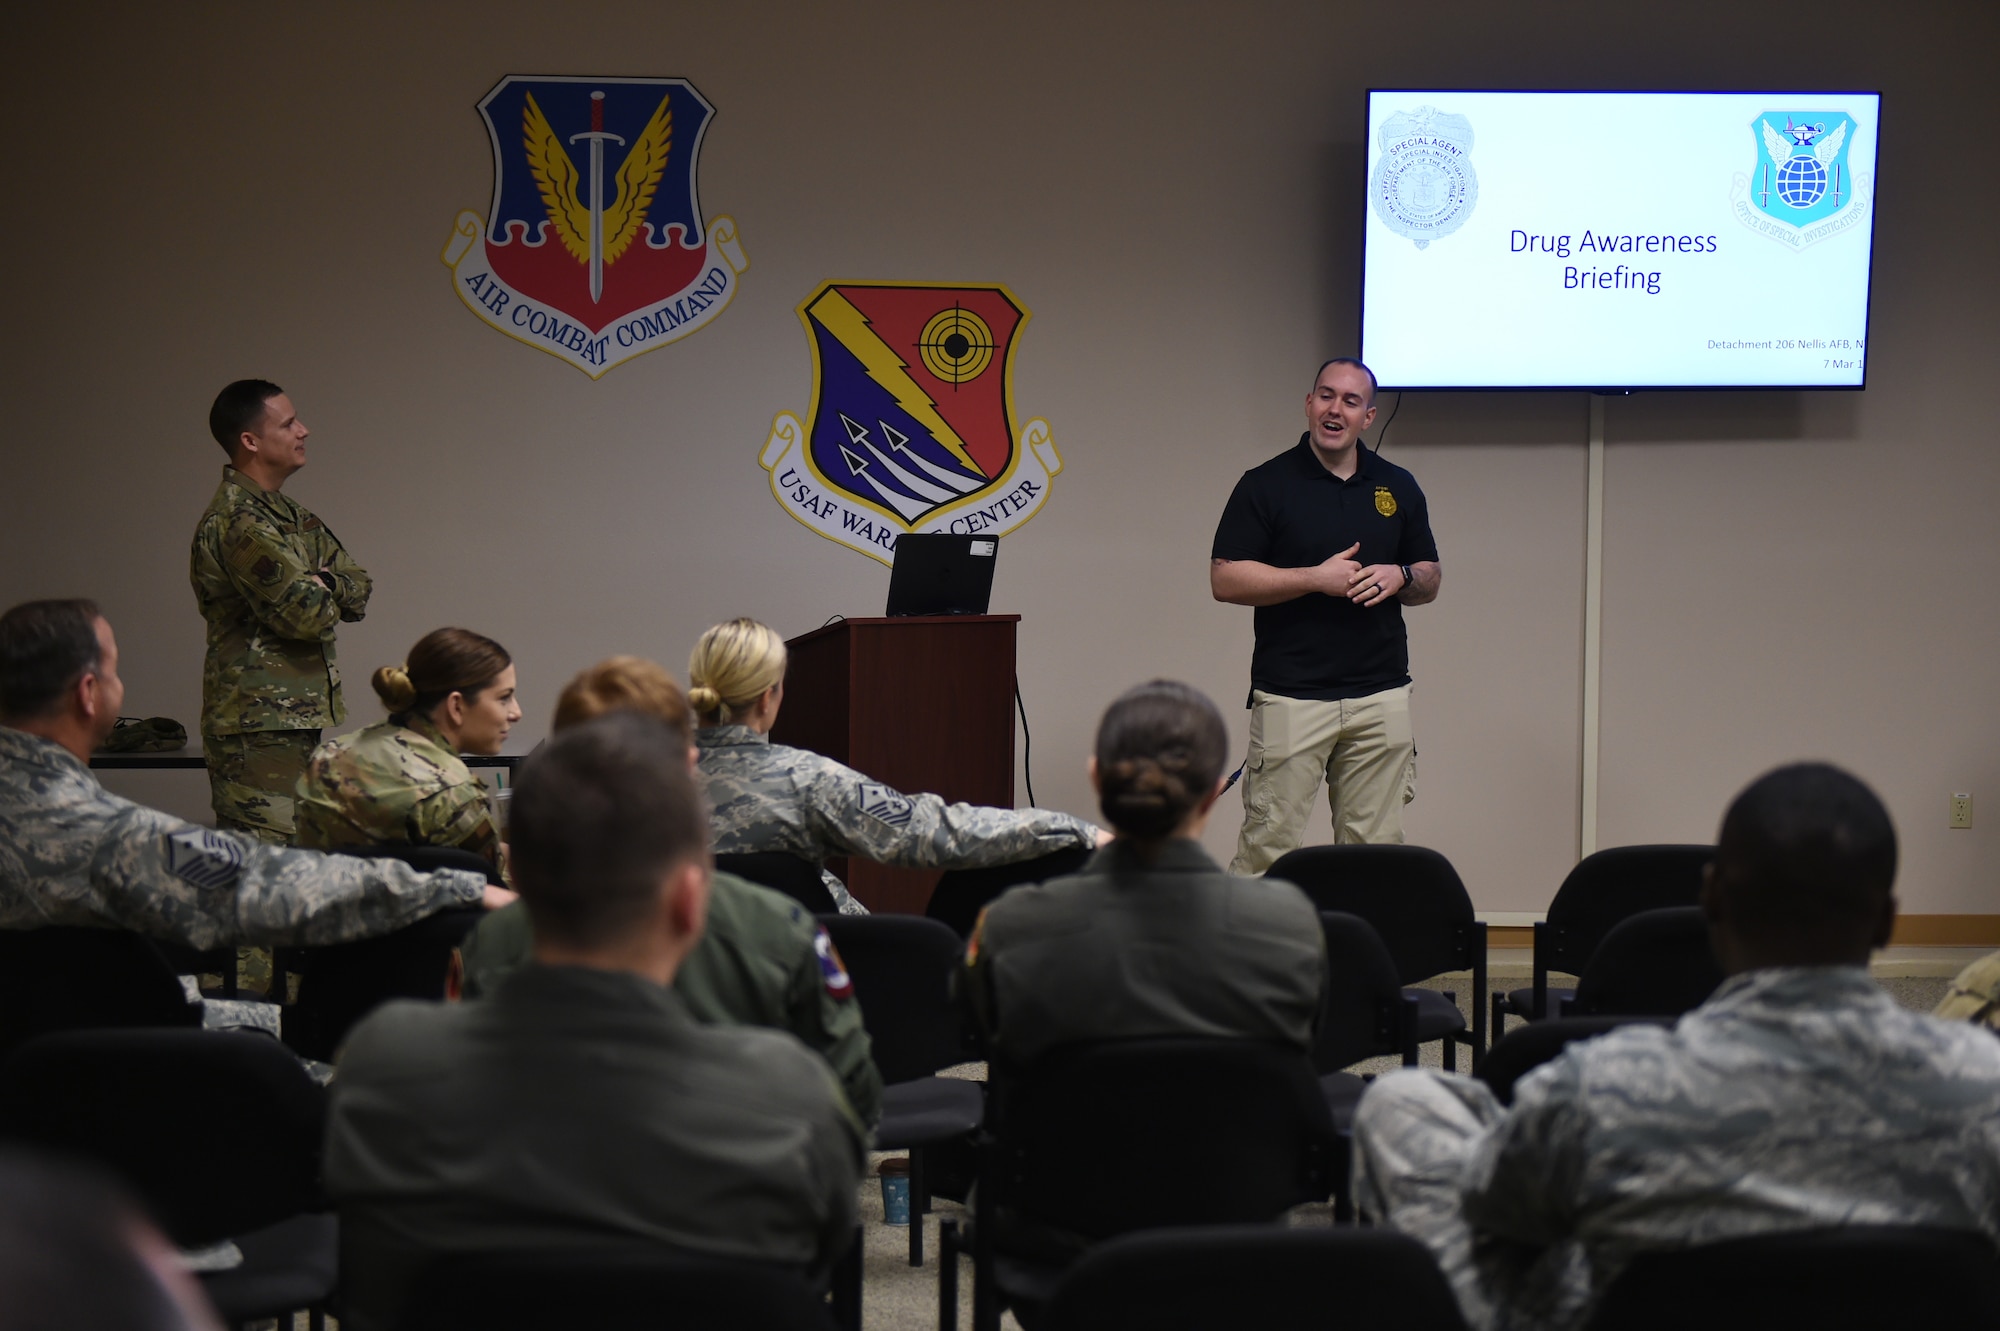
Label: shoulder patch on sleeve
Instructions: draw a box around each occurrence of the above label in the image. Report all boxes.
[165,827,246,889]
[856,781,913,827]
[814,928,854,1000]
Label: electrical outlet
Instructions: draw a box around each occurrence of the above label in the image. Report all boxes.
[1950,793,1973,830]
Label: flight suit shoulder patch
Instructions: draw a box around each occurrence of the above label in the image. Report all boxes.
[813,928,854,1000]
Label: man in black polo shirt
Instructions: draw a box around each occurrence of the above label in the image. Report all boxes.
[1210,358,1441,871]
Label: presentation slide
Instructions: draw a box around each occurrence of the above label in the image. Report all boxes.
[1360,91,1880,390]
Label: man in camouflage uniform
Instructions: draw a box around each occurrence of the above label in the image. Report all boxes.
[0,601,508,952]
[1936,949,2000,1031]
[697,723,1101,914]
[1352,763,2000,1331]
[192,379,371,844]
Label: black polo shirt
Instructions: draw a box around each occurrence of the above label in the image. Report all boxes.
[1211,436,1438,702]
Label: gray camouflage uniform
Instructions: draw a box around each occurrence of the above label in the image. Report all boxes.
[1352,967,2000,1331]
[696,725,1099,915]
[0,725,487,952]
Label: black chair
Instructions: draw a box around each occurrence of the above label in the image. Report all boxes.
[924,846,1094,938]
[1583,1226,2000,1330]
[818,914,983,1267]
[0,927,202,1058]
[280,901,486,1063]
[964,1037,1337,1331]
[1477,1016,1670,1106]
[1560,906,1725,1019]
[0,1028,335,1330]
[1315,911,1420,1219]
[1039,1224,1469,1331]
[1493,844,1712,1041]
[1267,845,1488,1070]
[393,1246,841,1331]
[717,851,841,915]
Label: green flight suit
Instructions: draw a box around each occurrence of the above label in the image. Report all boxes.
[460,872,883,1129]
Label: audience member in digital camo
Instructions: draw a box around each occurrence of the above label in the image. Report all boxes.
[326,713,866,1331]
[294,629,520,870]
[458,655,883,1129]
[0,601,509,952]
[957,680,1324,1068]
[1935,948,2000,1033]
[690,617,1104,915]
[1211,358,1441,870]
[1352,762,2000,1331]
[192,379,371,844]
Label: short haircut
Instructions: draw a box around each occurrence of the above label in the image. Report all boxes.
[0,599,102,721]
[372,628,511,718]
[1714,762,1897,950]
[553,656,694,750]
[507,712,709,948]
[687,618,787,724]
[1314,357,1378,400]
[1094,680,1229,844]
[207,379,284,453]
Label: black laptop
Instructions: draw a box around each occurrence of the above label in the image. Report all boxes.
[885,533,999,616]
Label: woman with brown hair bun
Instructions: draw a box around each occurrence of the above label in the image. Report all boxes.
[956,679,1326,1067]
[294,628,520,866]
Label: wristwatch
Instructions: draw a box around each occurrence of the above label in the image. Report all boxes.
[1399,564,1413,591]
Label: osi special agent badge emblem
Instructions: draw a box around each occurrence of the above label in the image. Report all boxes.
[442,76,748,378]
[1731,111,1870,251]
[761,283,1063,566]
[1371,106,1479,250]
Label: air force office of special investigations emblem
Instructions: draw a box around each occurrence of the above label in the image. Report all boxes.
[1371,107,1478,250]
[761,283,1063,566]
[441,76,749,378]
[1731,111,1870,250]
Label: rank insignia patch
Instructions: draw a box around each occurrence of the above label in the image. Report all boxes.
[856,781,914,828]
[166,828,245,890]
[441,76,749,378]
[1375,487,1398,517]
[761,282,1064,565]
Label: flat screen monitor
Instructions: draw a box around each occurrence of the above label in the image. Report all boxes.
[885,533,998,617]
[1360,90,1880,390]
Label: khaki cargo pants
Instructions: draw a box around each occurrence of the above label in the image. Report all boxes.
[202,729,321,845]
[1228,686,1415,876]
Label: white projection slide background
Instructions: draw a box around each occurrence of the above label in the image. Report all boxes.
[1360,91,1880,389]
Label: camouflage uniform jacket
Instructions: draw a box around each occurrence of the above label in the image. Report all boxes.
[1352,967,2000,1331]
[191,466,371,734]
[696,724,1097,874]
[0,726,486,952]
[1935,949,2000,1031]
[294,714,499,866]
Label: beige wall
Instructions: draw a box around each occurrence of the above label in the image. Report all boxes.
[5,2,1995,914]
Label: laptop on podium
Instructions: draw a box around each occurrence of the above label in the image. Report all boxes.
[886,533,998,616]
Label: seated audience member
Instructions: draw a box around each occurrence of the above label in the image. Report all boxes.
[459,656,883,1127]
[0,599,510,952]
[1352,762,2000,1331]
[325,713,866,1331]
[0,1149,223,1331]
[1936,949,2000,1032]
[294,628,519,867]
[689,617,1103,915]
[956,680,1324,1068]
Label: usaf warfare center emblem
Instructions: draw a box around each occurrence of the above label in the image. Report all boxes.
[1371,107,1478,250]
[1730,110,1870,251]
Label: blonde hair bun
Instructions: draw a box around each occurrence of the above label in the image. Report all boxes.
[685,685,723,716]
[371,664,418,712]
[687,619,787,724]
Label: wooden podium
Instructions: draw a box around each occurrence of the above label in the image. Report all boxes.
[771,615,1020,914]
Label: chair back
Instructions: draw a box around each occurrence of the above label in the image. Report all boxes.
[334,843,506,886]
[1478,1016,1670,1106]
[282,902,486,1063]
[1583,1225,2000,1330]
[1541,844,1712,976]
[925,847,1094,938]
[716,852,840,915]
[1567,907,1724,1019]
[1044,1225,1468,1331]
[0,1028,325,1248]
[818,914,966,1083]
[0,928,201,1056]
[1265,845,1478,984]
[985,1037,1335,1245]
[1314,912,1417,1073]
[393,1247,836,1331]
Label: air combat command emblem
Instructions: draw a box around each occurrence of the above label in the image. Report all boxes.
[1371,106,1478,250]
[442,76,748,378]
[1731,110,1870,251]
[760,282,1064,565]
